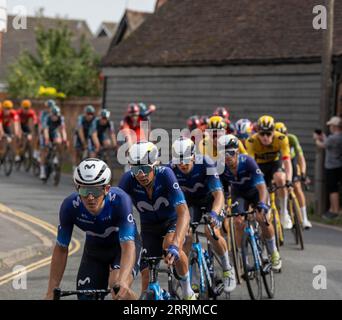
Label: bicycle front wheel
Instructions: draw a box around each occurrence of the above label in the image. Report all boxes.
[241,232,262,300]
[228,217,242,285]
[290,195,304,250]
[259,240,275,298]
[189,256,209,300]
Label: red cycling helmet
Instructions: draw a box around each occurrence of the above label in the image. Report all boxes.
[126,103,140,116]
[213,107,230,120]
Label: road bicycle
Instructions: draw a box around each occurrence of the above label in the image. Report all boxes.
[228,208,275,300]
[15,133,33,172]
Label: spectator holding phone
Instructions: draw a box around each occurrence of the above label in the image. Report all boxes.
[313,116,342,220]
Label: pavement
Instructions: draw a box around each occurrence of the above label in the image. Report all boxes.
[0,169,341,300]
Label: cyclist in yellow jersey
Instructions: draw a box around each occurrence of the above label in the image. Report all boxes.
[199,116,247,162]
[246,115,293,229]
[275,122,312,229]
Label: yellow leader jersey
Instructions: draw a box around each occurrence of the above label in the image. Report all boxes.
[245,131,291,164]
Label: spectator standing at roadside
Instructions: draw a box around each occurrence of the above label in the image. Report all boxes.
[313,116,342,220]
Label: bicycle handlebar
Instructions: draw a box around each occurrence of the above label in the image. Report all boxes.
[53,288,111,300]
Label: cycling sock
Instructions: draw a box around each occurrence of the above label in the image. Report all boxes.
[220,251,232,271]
[279,196,289,216]
[265,237,277,255]
[179,272,194,297]
[301,206,308,221]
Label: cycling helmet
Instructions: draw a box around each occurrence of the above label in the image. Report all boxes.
[218,134,239,151]
[84,105,95,114]
[235,119,253,139]
[127,103,140,116]
[45,99,56,109]
[2,100,14,109]
[257,115,275,132]
[100,109,111,119]
[213,107,230,120]
[199,115,209,128]
[275,122,288,135]
[208,116,226,130]
[51,105,61,116]
[187,115,201,131]
[21,99,32,109]
[127,141,158,165]
[172,137,195,162]
[73,158,111,186]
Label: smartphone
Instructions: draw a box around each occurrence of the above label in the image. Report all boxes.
[314,129,322,135]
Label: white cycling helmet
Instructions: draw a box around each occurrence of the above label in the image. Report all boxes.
[73,158,111,186]
[235,119,252,139]
[127,141,159,165]
[172,137,195,162]
[218,134,239,151]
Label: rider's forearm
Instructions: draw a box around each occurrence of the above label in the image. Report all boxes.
[256,183,268,203]
[298,154,306,176]
[283,159,293,182]
[211,190,224,214]
[174,204,190,248]
[46,244,68,297]
[78,129,86,146]
[117,241,136,284]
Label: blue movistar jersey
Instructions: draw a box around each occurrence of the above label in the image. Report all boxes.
[118,166,186,225]
[57,187,138,248]
[168,155,222,199]
[220,154,265,193]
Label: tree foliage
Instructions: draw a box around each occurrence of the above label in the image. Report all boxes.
[7,23,101,98]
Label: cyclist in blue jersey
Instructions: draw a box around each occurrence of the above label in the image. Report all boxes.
[218,135,282,271]
[94,109,117,154]
[73,105,100,168]
[169,137,236,293]
[45,159,141,300]
[39,106,68,180]
[118,141,196,300]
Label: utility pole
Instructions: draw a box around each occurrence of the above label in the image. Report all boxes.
[315,0,335,216]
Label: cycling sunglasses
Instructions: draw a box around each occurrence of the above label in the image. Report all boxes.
[131,165,154,176]
[225,150,238,157]
[172,157,193,165]
[78,186,105,198]
[259,131,273,137]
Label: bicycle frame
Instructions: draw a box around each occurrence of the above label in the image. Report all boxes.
[244,219,262,272]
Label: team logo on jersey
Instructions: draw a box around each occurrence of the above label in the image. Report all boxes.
[256,169,262,175]
[137,197,169,212]
[173,182,180,190]
[127,213,134,223]
[73,196,81,208]
[181,183,205,193]
[109,193,116,202]
[78,277,91,286]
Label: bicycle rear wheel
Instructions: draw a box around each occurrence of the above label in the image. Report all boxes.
[241,232,262,300]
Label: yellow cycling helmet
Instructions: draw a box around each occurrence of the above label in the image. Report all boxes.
[208,116,226,130]
[275,122,288,135]
[2,100,14,109]
[257,115,275,132]
[21,99,32,109]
